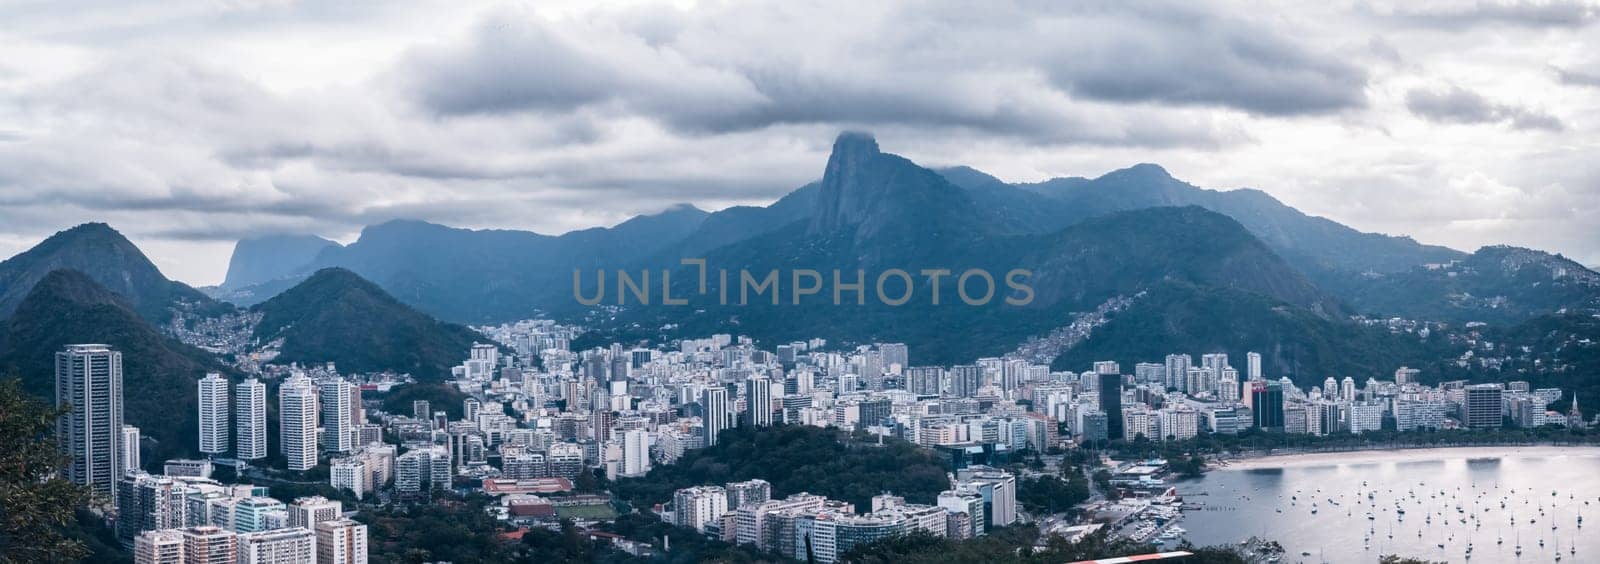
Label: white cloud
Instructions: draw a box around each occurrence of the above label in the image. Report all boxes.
[0,0,1597,284]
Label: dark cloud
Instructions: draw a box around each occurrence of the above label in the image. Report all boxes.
[1034,5,1368,115]
[1381,0,1599,29]
[401,18,622,115]
[1404,85,1564,130]
[396,1,1365,145]
[1553,63,1600,87]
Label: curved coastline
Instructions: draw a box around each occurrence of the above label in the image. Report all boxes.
[1213,444,1600,470]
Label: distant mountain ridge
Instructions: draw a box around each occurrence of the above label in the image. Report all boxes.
[148,131,1597,366]
[0,223,219,322]
[599,134,1347,367]
[219,204,715,321]
[935,162,1467,276]
[221,233,341,290]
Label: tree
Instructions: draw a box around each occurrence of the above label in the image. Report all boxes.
[0,378,92,563]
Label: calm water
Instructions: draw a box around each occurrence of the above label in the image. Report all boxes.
[1173,447,1600,564]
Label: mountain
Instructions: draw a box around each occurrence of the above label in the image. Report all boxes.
[0,269,227,466]
[251,268,489,380]
[1332,246,1600,323]
[210,131,1580,334]
[672,183,819,257]
[0,223,221,322]
[599,133,1345,366]
[939,163,1467,277]
[221,234,341,290]
[1051,281,1453,382]
[222,204,714,318]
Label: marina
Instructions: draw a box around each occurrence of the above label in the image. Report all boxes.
[1172,447,1600,563]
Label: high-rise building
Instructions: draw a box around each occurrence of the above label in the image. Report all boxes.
[121,424,142,473]
[412,400,430,420]
[746,376,773,427]
[1076,410,1108,443]
[1348,402,1386,433]
[1246,352,1262,381]
[232,496,287,533]
[1157,408,1199,440]
[727,479,773,510]
[198,373,229,455]
[673,485,729,532]
[956,466,1017,529]
[1097,372,1124,440]
[117,472,188,548]
[396,447,451,495]
[1340,377,1357,402]
[1163,354,1191,392]
[702,387,729,446]
[237,527,316,564]
[879,343,909,372]
[621,429,651,477]
[133,529,184,564]
[321,378,355,453]
[1201,353,1228,381]
[316,518,369,564]
[288,495,342,529]
[236,378,267,460]
[590,394,612,443]
[279,375,318,472]
[949,365,982,398]
[1465,384,1504,429]
[906,366,944,396]
[331,458,369,498]
[1394,366,1420,385]
[1251,382,1284,431]
[179,526,238,564]
[56,344,123,504]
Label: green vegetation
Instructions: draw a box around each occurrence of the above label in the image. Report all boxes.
[361,494,515,564]
[602,512,787,563]
[380,382,470,419]
[1478,312,1600,414]
[0,222,222,323]
[0,270,232,465]
[611,425,951,511]
[615,206,1347,367]
[252,268,491,381]
[0,378,93,563]
[556,503,619,521]
[1335,246,1599,324]
[1053,281,1457,387]
[1015,472,1091,515]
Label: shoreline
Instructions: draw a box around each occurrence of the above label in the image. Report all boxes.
[1211,444,1600,470]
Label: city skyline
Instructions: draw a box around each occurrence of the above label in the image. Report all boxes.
[4,2,1597,562]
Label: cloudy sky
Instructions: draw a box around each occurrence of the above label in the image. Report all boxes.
[1,0,1597,285]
